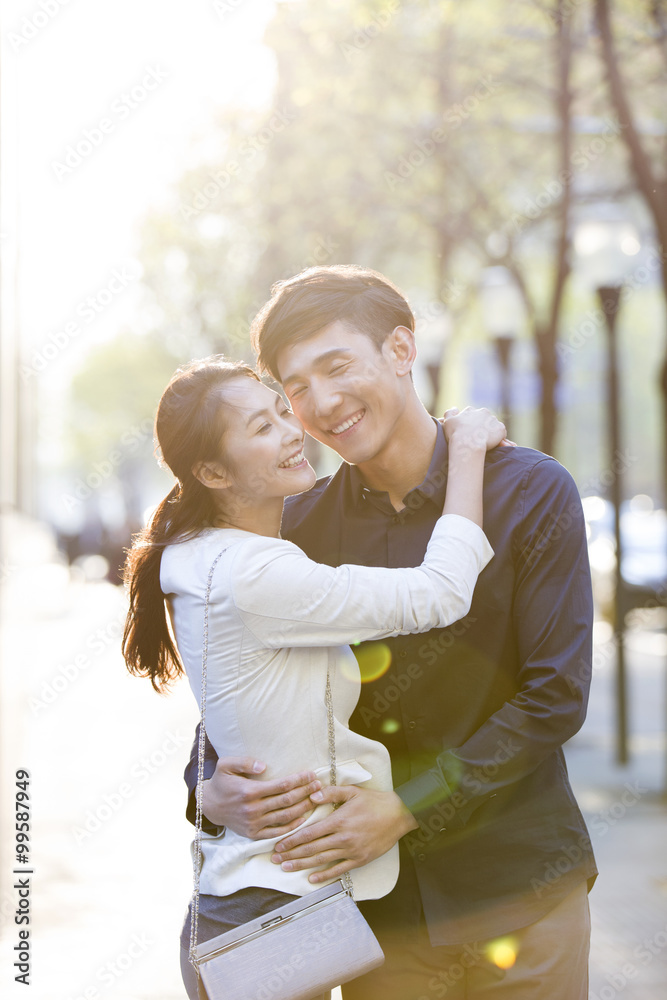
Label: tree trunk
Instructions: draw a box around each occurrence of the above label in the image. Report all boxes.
[539,0,573,456]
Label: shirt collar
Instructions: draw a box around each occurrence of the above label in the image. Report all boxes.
[348,418,449,512]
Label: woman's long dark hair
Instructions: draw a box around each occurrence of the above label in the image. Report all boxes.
[122,355,259,692]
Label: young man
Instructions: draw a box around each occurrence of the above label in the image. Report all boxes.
[184,265,596,998]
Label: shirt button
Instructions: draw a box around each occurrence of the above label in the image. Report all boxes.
[417,853,426,862]
[398,650,407,659]
[407,721,417,730]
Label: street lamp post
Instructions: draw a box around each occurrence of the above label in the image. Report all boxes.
[596,284,628,765]
[480,267,524,440]
[493,334,515,440]
[575,211,641,767]
[414,308,451,416]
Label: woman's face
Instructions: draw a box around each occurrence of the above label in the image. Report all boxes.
[214,377,317,502]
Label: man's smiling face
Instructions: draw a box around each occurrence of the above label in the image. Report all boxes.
[276,320,413,466]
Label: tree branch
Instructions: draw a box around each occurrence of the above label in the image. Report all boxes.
[595,0,667,242]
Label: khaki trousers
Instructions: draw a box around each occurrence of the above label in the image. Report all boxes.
[342,880,591,1000]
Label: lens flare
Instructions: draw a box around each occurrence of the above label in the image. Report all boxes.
[485,937,518,970]
[353,642,393,683]
[381,718,401,734]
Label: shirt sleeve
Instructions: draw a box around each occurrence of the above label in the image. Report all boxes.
[184,723,223,835]
[228,514,493,649]
[394,458,594,836]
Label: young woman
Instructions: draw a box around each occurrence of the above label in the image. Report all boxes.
[122,355,504,999]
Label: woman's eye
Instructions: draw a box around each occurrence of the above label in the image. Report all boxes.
[281,407,293,417]
[257,423,271,434]
[330,364,348,375]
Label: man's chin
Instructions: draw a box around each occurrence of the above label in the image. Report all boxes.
[308,429,378,467]
[331,443,377,467]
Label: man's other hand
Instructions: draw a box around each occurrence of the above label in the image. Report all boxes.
[270,785,419,882]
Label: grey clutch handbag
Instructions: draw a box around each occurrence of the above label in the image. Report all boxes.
[188,548,385,1000]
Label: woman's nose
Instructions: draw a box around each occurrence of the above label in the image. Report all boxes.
[281,412,304,441]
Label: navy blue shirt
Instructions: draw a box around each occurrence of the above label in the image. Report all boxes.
[185,423,597,943]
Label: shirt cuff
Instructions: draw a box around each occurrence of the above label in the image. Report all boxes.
[186,763,225,837]
[395,764,473,838]
[433,514,494,572]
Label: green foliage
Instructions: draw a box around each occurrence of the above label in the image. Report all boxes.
[67,0,667,498]
[68,331,180,470]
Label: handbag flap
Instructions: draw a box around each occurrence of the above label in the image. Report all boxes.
[196,880,348,962]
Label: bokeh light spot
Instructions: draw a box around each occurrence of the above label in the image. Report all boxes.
[354,642,393,683]
[485,937,518,970]
[381,718,401,735]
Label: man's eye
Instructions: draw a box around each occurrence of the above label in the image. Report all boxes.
[281,407,293,417]
[290,386,306,398]
[256,423,271,434]
[330,364,348,375]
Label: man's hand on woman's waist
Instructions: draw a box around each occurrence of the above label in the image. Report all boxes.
[270,785,419,882]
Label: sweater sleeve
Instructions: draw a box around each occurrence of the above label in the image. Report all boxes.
[229,514,493,649]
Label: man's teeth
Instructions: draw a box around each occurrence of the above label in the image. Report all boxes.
[332,411,364,435]
[279,451,305,469]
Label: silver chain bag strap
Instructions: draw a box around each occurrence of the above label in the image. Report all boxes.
[188,548,385,1000]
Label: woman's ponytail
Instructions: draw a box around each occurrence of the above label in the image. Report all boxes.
[122,486,183,691]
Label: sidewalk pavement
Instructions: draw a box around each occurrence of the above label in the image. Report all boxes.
[0,513,665,999]
[565,621,667,1000]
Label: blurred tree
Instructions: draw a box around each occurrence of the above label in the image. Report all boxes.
[595,0,667,507]
[133,0,661,470]
[137,0,588,455]
[67,331,180,524]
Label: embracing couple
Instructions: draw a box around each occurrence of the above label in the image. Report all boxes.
[123,265,597,999]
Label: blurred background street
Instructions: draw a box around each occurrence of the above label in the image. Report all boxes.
[0,513,665,999]
[1,0,666,997]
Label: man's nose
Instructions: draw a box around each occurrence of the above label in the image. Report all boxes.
[311,380,343,418]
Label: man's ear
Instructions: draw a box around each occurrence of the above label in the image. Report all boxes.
[385,325,417,377]
[192,460,232,490]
